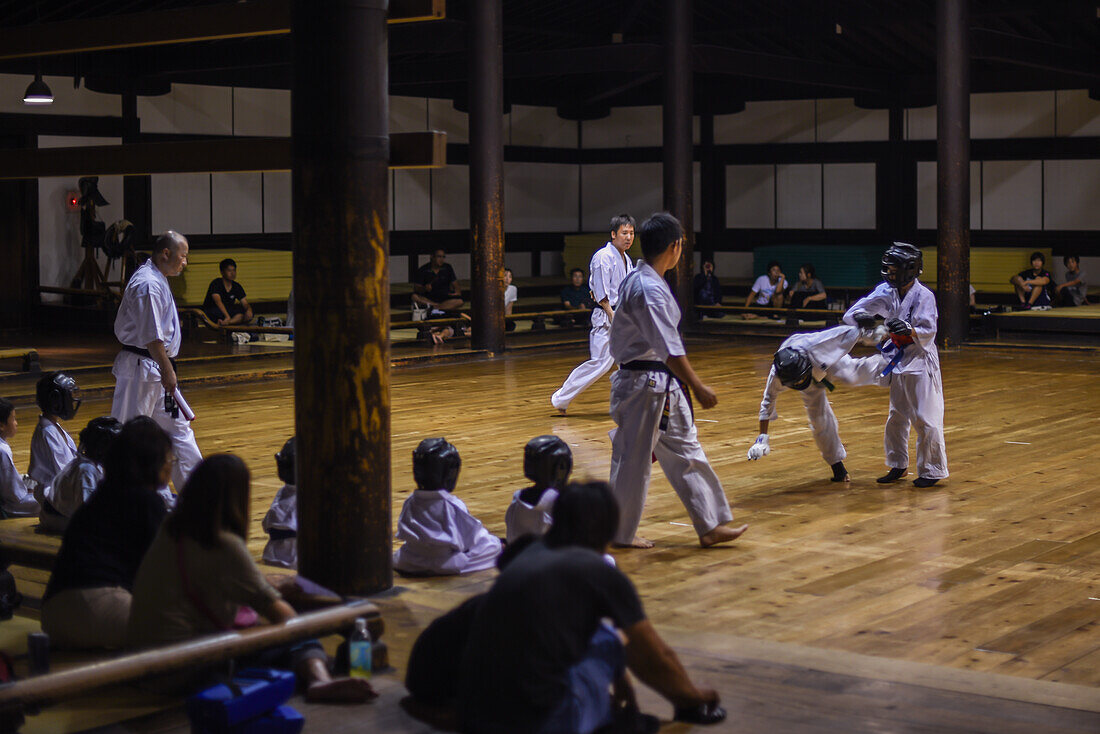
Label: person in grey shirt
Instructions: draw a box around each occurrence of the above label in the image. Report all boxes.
[1056,255,1088,307]
[788,263,827,310]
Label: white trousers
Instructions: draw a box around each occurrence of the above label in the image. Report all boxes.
[885,370,948,480]
[608,369,733,544]
[111,375,203,490]
[551,323,613,411]
[801,353,888,466]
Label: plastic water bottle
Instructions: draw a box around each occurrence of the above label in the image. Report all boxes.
[349,618,372,679]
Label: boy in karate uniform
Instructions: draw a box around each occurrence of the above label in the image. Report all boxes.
[505,435,572,544]
[844,242,948,488]
[40,416,121,534]
[747,324,888,482]
[394,438,501,575]
[0,399,39,518]
[28,372,81,503]
[262,437,298,568]
[607,212,747,549]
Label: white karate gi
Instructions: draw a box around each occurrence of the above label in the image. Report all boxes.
[607,262,734,544]
[28,417,77,502]
[111,260,202,490]
[551,242,634,411]
[845,280,948,480]
[393,490,502,576]
[0,438,38,518]
[39,455,102,534]
[504,487,559,544]
[261,483,298,569]
[759,325,887,465]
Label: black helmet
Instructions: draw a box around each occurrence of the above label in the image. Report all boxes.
[79,416,122,464]
[881,242,923,289]
[413,437,461,492]
[773,347,812,391]
[275,436,296,485]
[523,435,572,489]
[35,372,82,420]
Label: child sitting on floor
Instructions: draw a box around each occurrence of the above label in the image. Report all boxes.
[393,438,501,576]
[28,372,81,504]
[0,398,39,518]
[262,437,298,569]
[504,435,572,544]
[39,416,122,534]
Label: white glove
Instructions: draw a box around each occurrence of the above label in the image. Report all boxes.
[859,324,890,346]
[747,433,770,460]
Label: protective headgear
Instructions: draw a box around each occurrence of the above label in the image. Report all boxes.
[881,242,923,289]
[523,435,572,489]
[773,347,812,391]
[413,437,461,492]
[275,437,296,485]
[35,372,82,420]
[79,416,122,464]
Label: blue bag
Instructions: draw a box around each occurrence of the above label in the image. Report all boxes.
[186,668,296,732]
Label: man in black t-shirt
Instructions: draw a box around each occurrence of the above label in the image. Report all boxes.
[203,258,253,325]
[1009,251,1054,311]
[458,482,724,734]
[412,249,464,314]
[558,268,595,327]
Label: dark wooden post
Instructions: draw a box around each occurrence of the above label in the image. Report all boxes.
[468,0,505,354]
[936,0,970,348]
[663,0,694,314]
[292,0,392,595]
[122,87,151,265]
[698,113,720,264]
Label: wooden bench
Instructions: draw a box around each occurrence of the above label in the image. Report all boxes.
[696,304,843,326]
[170,248,291,310]
[0,600,383,732]
[0,350,39,375]
[918,246,1054,296]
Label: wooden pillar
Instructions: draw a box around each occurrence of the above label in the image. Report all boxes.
[698,113,720,263]
[468,0,505,353]
[292,0,391,595]
[663,0,694,314]
[936,0,970,348]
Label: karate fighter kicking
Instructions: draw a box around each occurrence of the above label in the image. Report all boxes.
[607,212,747,549]
[551,214,635,414]
[111,231,202,491]
[844,242,948,488]
[747,324,889,481]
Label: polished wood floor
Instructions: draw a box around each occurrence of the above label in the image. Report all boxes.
[5,337,1100,731]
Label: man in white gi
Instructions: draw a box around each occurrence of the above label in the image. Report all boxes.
[551,214,636,414]
[608,212,747,549]
[747,324,889,482]
[111,231,202,491]
[844,242,948,488]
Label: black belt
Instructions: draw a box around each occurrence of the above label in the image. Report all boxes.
[619,361,694,422]
[267,528,297,541]
[122,345,177,372]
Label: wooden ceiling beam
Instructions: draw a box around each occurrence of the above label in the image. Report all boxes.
[0,0,443,61]
[0,132,447,179]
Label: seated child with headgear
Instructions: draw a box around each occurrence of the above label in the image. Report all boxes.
[39,416,122,534]
[393,438,501,576]
[504,435,572,544]
[262,436,298,569]
[28,372,81,503]
[0,398,39,518]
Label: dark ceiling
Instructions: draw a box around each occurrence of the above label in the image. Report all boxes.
[2,0,1098,117]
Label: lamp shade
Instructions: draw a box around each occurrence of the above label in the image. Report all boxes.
[23,75,53,105]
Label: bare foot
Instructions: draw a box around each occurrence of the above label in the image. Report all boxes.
[612,536,654,549]
[305,677,377,704]
[555,406,567,416]
[699,523,748,548]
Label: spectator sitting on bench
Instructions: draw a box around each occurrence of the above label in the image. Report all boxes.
[41,417,172,650]
[788,263,827,310]
[413,249,464,315]
[694,260,723,317]
[745,261,788,315]
[203,258,254,326]
[558,267,595,327]
[1056,255,1088,308]
[127,454,376,703]
[504,268,518,332]
[1010,252,1054,311]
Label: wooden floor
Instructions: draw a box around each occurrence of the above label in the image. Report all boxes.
[4,337,1100,731]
